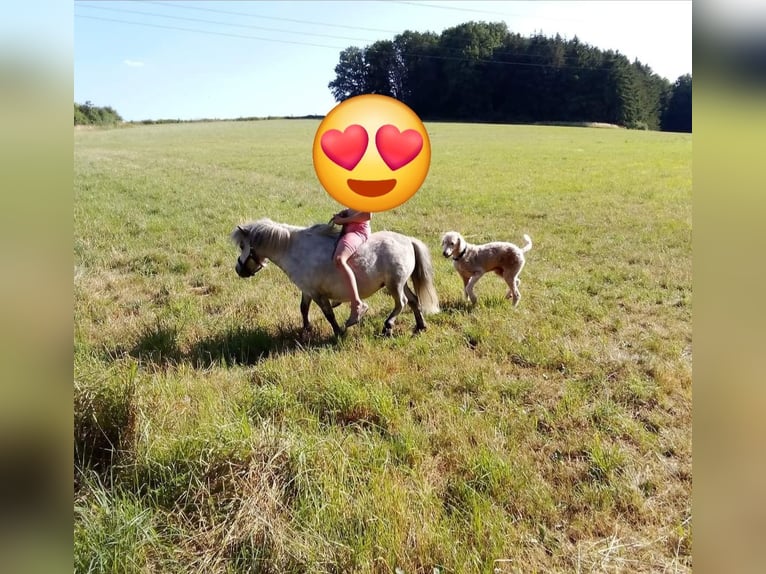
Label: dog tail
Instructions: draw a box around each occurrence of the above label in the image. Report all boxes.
[520,234,532,253]
[410,238,440,314]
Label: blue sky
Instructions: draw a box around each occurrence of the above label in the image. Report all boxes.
[74,1,692,122]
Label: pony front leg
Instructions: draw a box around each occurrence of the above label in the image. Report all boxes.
[300,293,313,333]
[314,296,344,337]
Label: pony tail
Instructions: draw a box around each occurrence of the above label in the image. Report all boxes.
[410,238,440,314]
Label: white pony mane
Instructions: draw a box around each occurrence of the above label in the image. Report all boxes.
[230,218,290,251]
[231,218,340,250]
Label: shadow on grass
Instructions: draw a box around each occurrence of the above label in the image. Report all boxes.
[188,324,339,367]
[439,294,510,314]
[437,297,476,315]
[128,319,182,364]
[121,320,340,369]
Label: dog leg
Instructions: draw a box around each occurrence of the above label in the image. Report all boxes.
[503,272,522,306]
[509,285,521,306]
[465,273,482,305]
[460,275,470,301]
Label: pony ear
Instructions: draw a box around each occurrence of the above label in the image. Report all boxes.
[237,225,246,235]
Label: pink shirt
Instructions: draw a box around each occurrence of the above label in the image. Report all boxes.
[342,218,371,238]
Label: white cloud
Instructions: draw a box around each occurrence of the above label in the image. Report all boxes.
[123,59,144,67]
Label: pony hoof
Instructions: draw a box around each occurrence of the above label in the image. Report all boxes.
[299,327,313,341]
[381,327,393,337]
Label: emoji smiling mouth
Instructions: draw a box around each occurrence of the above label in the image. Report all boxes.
[347,179,396,197]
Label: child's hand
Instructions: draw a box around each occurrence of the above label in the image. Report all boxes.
[332,209,350,224]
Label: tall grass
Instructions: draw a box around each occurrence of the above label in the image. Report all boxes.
[75,120,691,572]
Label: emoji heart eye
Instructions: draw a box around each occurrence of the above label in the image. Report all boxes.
[375,125,424,170]
[320,125,369,170]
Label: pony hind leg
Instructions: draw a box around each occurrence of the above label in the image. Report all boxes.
[382,283,407,337]
[403,283,427,332]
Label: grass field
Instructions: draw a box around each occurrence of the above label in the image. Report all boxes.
[74,120,691,573]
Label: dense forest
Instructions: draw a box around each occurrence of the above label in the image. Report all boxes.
[329,21,692,132]
[74,101,123,126]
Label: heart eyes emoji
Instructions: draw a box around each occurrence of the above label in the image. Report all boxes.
[320,124,423,171]
[312,93,431,211]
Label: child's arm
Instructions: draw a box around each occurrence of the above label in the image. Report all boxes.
[332,209,371,225]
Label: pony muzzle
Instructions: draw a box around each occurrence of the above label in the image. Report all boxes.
[236,254,264,277]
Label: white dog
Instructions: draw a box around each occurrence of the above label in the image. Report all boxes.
[441,231,532,306]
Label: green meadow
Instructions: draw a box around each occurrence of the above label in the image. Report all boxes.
[74,120,691,573]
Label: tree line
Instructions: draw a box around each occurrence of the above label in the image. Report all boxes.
[74,101,123,126]
[329,21,691,132]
